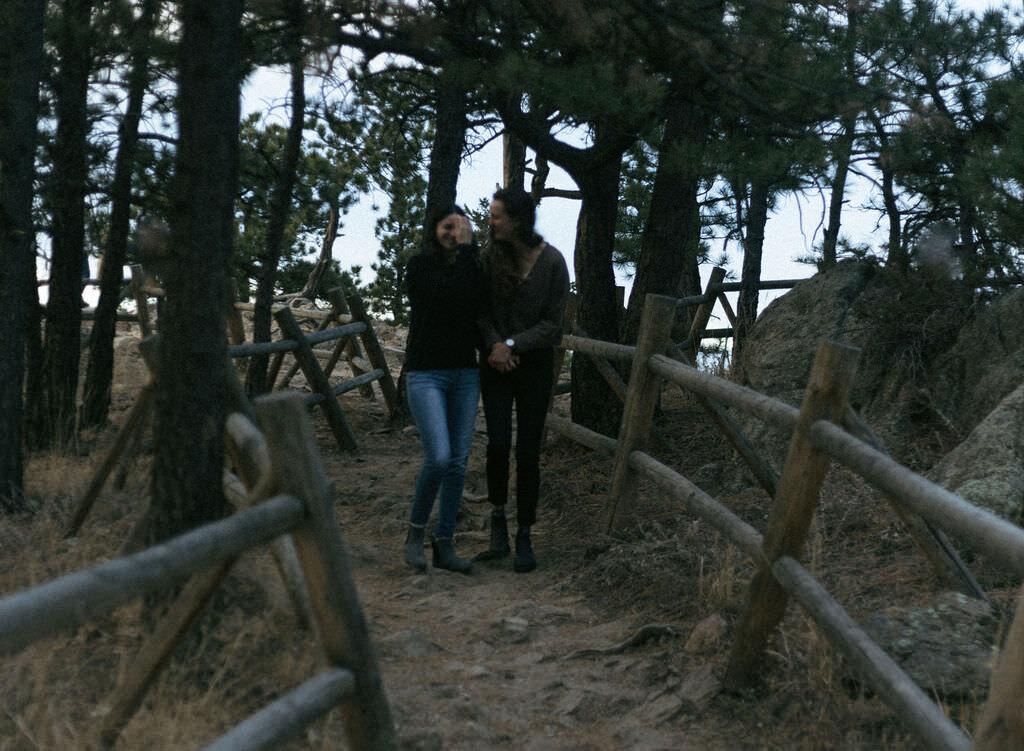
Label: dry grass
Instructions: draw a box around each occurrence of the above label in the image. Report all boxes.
[0,441,351,751]
[541,386,1012,750]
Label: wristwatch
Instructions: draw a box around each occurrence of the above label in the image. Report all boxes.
[504,337,515,350]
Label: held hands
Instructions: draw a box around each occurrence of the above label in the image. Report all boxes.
[488,342,519,374]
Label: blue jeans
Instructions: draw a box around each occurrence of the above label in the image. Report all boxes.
[406,368,480,539]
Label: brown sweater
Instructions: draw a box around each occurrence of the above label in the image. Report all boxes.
[479,242,570,354]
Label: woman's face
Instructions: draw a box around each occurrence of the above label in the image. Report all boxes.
[434,213,463,251]
[488,200,517,243]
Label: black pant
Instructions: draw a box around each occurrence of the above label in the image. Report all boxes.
[480,348,554,528]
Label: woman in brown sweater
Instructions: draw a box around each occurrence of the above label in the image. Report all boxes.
[476,187,570,572]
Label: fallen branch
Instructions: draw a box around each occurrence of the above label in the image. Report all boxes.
[564,623,686,660]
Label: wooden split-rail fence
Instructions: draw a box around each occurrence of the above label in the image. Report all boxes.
[675,267,801,360]
[0,392,396,750]
[62,283,398,539]
[65,266,398,443]
[70,281,397,536]
[547,292,1024,751]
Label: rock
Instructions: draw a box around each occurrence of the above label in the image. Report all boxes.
[640,690,684,725]
[860,591,998,698]
[678,663,722,714]
[927,382,1024,524]
[726,262,1024,488]
[684,614,728,653]
[497,616,530,644]
[378,629,441,658]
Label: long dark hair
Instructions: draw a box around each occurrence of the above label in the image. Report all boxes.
[422,203,469,259]
[486,187,543,297]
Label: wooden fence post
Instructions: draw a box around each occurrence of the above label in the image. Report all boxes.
[346,293,399,418]
[724,339,860,689]
[274,306,358,452]
[226,279,246,346]
[684,266,726,363]
[130,264,152,338]
[602,294,677,534]
[65,336,160,537]
[255,393,396,750]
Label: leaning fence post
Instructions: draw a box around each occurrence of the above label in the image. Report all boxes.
[346,293,399,418]
[684,266,726,363]
[724,339,860,689]
[325,287,374,398]
[255,392,396,750]
[65,336,160,537]
[274,306,358,452]
[602,294,677,534]
[131,264,153,338]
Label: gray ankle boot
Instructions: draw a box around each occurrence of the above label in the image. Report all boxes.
[404,524,427,572]
[431,537,472,573]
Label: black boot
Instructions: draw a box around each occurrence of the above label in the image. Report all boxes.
[473,508,511,562]
[403,524,427,572]
[514,526,536,573]
[431,537,472,573]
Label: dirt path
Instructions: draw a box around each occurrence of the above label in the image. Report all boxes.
[318,393,734,751]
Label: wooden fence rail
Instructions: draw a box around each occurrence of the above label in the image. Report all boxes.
[546,292,1024,751]
[0,393,396,750]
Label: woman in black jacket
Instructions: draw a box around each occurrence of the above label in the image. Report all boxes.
[402,205,483,573]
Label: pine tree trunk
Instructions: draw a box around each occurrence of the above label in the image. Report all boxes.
[27,0,94,450]
[570,150,624,437]
[734,180,769,362]
[0,0,45,508]
[622,100,706,344]
[424,75,467,222]
[145,0,241,545]
[81,0,160,429]
[246,0,306,397]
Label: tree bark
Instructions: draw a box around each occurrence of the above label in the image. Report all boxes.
[822,116,855,269]
[734,179,769,362]
[423,74,467,224]
[0,0,45,508]
[871,112,905,274]
[81,0,160,428]
[27,0,94,450]
[569,135,627,436]
[297,202,339,302]
[622,100,707,344]
[503,132,527,192]
[145,0,241,545]
[246,0,306,397]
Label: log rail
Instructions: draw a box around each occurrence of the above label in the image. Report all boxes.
[0,394,396,750]
[546,292,1024,751]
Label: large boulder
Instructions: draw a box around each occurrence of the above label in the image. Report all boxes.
[860,591,997,699]
[926,382,1024,525]
[726,262,1024,486]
